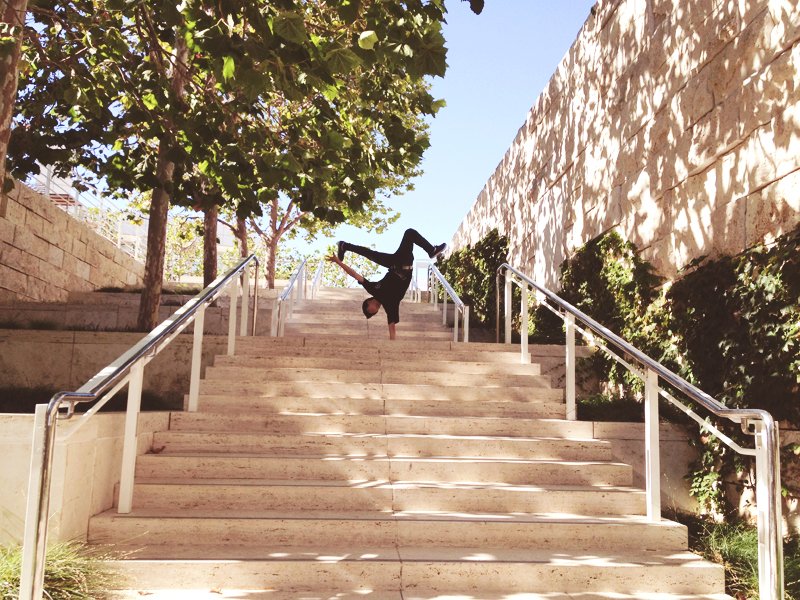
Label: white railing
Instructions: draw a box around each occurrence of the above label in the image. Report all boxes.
[429,264,469,343]
[19,255,260,600]
[310,259,325,299]
[496,263,783,600]
[270,258,308,336]
[26,168,140,261]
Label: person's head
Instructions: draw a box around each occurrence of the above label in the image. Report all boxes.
[362,297,381,319]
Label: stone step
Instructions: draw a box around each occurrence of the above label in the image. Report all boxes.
[203,365,553,389]
[294,300,438,313]
[168,413,594,438]
[110,591,404,599]
[126,479,647,515]
[109,592,733,600]
[283,326,456,340]
[192,392,566,423]
[235,335,524,354]
[212,354,544,376]
[232,342,533,364]
[104,547,725,594]
[150,432,613,460]
[134,455,632,486]
[196,380,564,402]
[286,310,444,323]
[192,395,567,419]
[89,510,687,552]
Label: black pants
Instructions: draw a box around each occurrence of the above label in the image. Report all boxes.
[342,229,436,269]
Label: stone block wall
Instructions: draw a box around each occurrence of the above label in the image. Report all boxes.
[0,183,144,303]
[451,0,800,287]
[0,330,228,399]
[1,412,168,545]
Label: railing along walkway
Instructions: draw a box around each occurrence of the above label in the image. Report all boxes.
[496,263,783,600]
[19,255,260,600]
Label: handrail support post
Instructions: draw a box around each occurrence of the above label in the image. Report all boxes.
[270,298,279,337]
[644,368,661,521]
[504,274,512,344]
[19,404,48,600]
[239,268,250,337]
[117,363,144,514]
[520,284,528,364]
[227,279,238,355]
[187,305,205,412]
[754,419,784,600]
[565,312,576,420]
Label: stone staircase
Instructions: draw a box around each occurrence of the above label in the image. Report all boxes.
[91,287,731,599]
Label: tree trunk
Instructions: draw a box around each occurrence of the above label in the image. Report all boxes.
[266,236,277,290]
[235,217,248,257]
[203,205,218,287]
[136,34,189,331]
[266,199,278,288]
[0,0,29,199]
[137,178,171,330]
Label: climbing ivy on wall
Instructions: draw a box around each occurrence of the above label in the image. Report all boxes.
[437,229,509,330]
[558,226,800,513]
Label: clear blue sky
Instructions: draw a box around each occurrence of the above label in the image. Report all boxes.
[307,0,598,256]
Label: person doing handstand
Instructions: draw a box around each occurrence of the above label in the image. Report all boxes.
[326,228,447,340]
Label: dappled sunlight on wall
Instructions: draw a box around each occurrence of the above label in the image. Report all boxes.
[451,0,800,285]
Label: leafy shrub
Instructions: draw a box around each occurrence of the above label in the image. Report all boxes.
[440,226,799,511]
[559,230,663,336]
[0,541,119,600]
[558,230,664,392]
[437,229,509,330]
[668,229,800,422]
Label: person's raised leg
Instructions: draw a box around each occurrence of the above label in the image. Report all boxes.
[394,229,447,263]
[338,241,396,269]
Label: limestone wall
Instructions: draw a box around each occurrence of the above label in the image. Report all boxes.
[0,330,228,400]
[451,0,800,287]
[0,183,144,303]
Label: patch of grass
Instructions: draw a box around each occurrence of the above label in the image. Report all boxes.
[672,510,800,599]
[0,541,120,600]
[0,387,181,413]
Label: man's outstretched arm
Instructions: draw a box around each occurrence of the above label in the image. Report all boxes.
[326,255,364,283]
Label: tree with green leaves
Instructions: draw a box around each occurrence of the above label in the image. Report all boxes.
[8,0,452,330]
[0,0,28,198]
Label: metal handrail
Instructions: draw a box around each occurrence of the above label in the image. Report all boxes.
[271,258,309,336]
[19,255,259,600]
[496,262,783,600]
[428,264,469,342]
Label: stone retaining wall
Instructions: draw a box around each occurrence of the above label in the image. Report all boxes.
[0,183,144,303]
[451,0,800,287]
[0,330,228,400]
